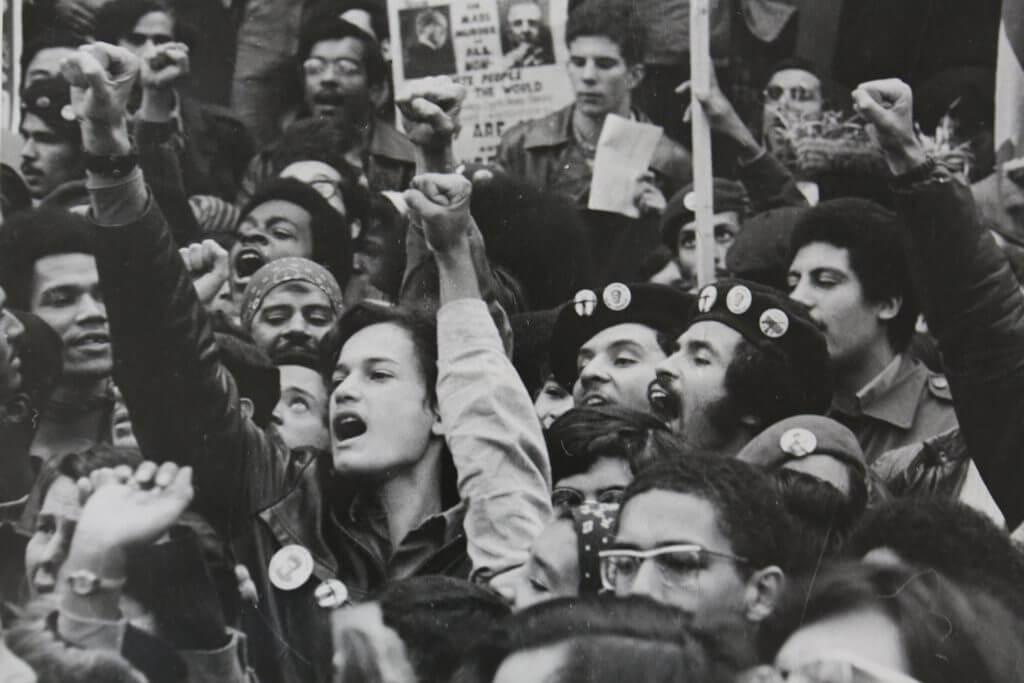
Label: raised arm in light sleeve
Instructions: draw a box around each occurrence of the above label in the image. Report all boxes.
[437,298,552,578]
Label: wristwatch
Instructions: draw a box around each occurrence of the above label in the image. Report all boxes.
[66,569,127,596]
[83,151,139,178]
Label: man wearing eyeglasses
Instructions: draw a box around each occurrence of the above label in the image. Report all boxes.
[761,59,824,154]
[92,0,253,201]
[602,456,795,638]
[238,7,416,200]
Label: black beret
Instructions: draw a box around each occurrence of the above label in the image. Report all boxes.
[20,76,79,141]
[549,282,695,391]
[725,206,808,291]
[660,178,750,247]
[690,278,828,377]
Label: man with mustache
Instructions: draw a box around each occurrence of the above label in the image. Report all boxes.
[18,76,85,205]
[547,282,693,415]
[238,7,417,201]
[648,279,832,458]
[787,199,958,464]
[238,257,345,451]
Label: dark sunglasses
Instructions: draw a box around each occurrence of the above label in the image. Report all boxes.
[763,85,819,103]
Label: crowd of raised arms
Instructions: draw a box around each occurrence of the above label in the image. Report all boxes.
[1,0,1023,681]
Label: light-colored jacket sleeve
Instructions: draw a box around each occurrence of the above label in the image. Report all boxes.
[437,298,553,579]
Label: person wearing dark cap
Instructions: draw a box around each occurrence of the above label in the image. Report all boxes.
[549,282,694,415]
[231,177,353,298]
[19,76,85,203]
[654,179,750,290]
[649,279,832,458]
[787,198,957,465]
[724,206,807,291]
[737,415,870,561]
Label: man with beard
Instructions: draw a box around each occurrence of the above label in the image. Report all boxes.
[239,7,417,197]
[238,258,344,451]
[18,77,85,205]
[69,42,549,683]
[547,282,693,415]
[502,0,555,69]
[239,257,345,357]
[0,208,114,463]
[648,279,831,458]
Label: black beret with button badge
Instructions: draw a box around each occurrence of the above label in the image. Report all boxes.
[20,76,80,142]
[549,282,695,392]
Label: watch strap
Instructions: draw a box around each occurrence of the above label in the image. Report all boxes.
[83,151,139,178]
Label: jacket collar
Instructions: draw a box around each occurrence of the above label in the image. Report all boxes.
[522,105,651,150]
[833,353,924,429]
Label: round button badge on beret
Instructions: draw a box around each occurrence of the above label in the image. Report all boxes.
[269,544,314,591]
[779,428,817,457]
[726,285,752,315]
[759,308,789,338]
[603,283,632,312]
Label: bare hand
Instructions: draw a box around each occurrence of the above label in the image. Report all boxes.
[403,173,473,254]
[180,239,230,306]
[851,79,926,174]
[634,172,667,216]
[55,0,105,35]
[396,77,466,149]
[60,43,140,128]
[140,42,190,90]
[74,461,194,551]
[677,68,760,151]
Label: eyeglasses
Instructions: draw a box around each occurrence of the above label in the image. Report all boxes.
[599,544,747,591]
[303,57,365,79]
[763,85,820,103]
[125,32,173,47]
[551,486,624,511]
[755,651,923,683]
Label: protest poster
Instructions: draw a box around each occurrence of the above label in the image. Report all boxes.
[388,0,574,163]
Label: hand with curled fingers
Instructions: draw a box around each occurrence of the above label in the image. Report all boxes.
[396,77,467,150]
[851,78,927,175]
[180,240,231,306]
[403,173,474,255]
[677,67,761,155]
[60,42,140,129]
[73,461,194,552]
[140,41,191,91]
[634,172,667,217]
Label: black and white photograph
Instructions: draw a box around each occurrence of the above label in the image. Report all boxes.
[499,0,556,69]
[2,0,1024,682]
[399,5,458,79]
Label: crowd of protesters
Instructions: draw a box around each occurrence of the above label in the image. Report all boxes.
[1,0,1023,681]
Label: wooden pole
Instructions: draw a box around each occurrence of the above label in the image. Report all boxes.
[689,0,714,286]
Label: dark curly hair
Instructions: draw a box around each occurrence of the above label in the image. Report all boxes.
[565,0,645,65]
[790,198,918,352]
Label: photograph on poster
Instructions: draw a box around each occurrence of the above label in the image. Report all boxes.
[400,5,458,78]
[499,0,555,69]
